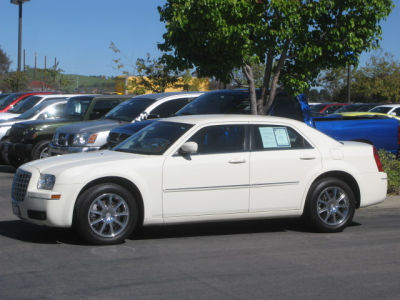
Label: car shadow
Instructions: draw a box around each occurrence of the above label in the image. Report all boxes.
[0,165,15,174]
[0,220,86,245]
[0,218,362,245]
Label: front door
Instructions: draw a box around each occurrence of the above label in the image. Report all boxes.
[162,124,250,218]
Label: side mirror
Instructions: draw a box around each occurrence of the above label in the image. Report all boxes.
[179,141,198,155]
[389,112,397,116]
[37,113,46,120]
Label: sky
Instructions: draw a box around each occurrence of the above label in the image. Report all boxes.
[0,0,399,77]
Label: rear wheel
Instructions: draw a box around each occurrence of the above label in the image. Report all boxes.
[305,177,355,233]
[73,183,139,245]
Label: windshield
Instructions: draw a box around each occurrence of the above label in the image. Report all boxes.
[309,104,327,112]
[0,93,22,110]
[176,91,252,115]
[105,98,156,122]
[15,101,56,119]
[114,121,192,155]
[8,95,43,114]
[369,106,392,114]
[64,97,92,119]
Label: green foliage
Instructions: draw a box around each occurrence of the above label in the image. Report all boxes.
[158,0,394,114]
[378,150,400,194]
[1,71,28,92]
[318,52,400,102]
[135,54,179,93]
[0,46,11,75]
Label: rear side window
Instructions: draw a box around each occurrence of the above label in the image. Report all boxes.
[188,124,246,154]
[251,125,312,151]
[90,100,122,119]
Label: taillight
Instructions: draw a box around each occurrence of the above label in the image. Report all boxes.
[398,126,400,145]
[373,146,384,172]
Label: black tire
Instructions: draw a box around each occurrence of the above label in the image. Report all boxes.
[73,183,139,245]
[0,138,10,165]
[8,152,27,169]
[304,177,355,233]
[31,140,51,160]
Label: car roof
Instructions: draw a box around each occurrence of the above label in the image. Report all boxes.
[373,104,400,108]
[164,114,306,126]
[132,91,204,101]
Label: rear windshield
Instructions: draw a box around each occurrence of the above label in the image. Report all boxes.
[369,106,392,114]
[8,95,43,114]
[0,93,22,110]
[176,91,252,115]
[105,98,156,122]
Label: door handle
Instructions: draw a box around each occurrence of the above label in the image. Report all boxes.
[229,158,246,164]
[300,155,316,160]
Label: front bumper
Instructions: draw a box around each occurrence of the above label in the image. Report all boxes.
[0,140,33,159]
[11,165,83,227]
[48,143,101,156]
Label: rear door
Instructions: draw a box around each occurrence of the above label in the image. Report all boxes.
[249,124,322,212]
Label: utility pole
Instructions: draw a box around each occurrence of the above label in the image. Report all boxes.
[23,48,26,71]
[347,64,351,103]
[10,1,30,72]
[34,52,37,80]
[44,55,47,69]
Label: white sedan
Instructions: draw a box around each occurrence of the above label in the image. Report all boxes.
[11,115,387,244]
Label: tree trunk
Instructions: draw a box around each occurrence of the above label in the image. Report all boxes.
[259,52,273,114]
[242,64,257,115]
[263,42,289,113]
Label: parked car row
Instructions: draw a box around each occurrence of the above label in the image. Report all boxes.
[309,102,400,116]
[3,90,394,245]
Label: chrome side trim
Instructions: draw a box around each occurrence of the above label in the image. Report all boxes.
[164,181,299,193]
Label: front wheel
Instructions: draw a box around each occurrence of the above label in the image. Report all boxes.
[305,177,355,233]
[31,140,51,160]
[73,183,139,245]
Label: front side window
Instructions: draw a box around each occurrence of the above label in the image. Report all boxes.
[0,93,22,110]
[43,103,65,119]
[114,121,193,155]
[188,124,246,154]
[391,107,400,115]
[251,125,312,151]
[64,97,92,119]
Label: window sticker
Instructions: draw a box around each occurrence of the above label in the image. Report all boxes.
[259,127,277,148]
[258,127,290,148]
[273,127,290,147]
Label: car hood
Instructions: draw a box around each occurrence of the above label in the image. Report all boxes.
[24,150,148,175]
[57,119,125,134]
[0,112,20,120]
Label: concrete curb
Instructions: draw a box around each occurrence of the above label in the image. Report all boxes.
[366,195,400,209]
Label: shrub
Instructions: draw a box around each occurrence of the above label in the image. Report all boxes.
[378,150,400,194]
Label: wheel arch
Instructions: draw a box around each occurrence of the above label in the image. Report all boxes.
[307,171,361,208]
[75,176,145,226]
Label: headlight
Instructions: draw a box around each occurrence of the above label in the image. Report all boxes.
[72,133,97,146]
[37,174,56,190]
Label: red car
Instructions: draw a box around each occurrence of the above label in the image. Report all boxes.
[0,92,53,113]
[310,103,348,115]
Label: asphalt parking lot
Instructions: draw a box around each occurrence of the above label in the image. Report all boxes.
[0,165,400,299]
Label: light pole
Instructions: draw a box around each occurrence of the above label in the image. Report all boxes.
[10,0,30,72]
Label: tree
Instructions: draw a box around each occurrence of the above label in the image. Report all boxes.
[1,71,28,92]
[158,0,394,114]
[0,46,11,75]
[352,52,400,102]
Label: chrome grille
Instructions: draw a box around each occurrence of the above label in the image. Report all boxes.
[11,169,32,202]
[54,132,72,146]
